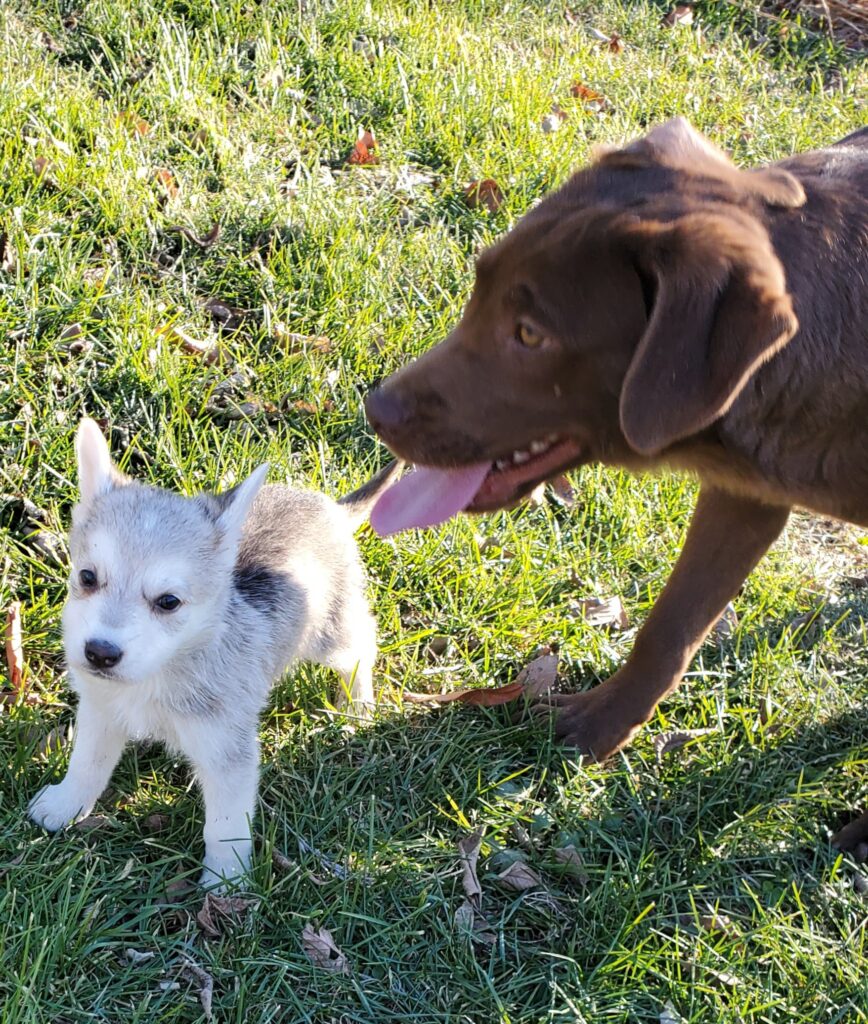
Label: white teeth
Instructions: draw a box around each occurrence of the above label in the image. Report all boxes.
[529,440,549,455]
[512,450,530,464]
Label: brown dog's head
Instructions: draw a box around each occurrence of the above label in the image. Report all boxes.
[365,119,803,532]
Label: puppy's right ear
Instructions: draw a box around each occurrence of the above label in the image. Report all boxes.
[75,418,125,507]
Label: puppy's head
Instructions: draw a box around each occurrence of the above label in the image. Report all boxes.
[365,118,802,528]
[63,419,267,685]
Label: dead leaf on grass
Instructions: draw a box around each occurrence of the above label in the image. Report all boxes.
[458,831,483,906]
[196,892,257,938]
[143,813,171,833]
[453,898,497,945]
[301,923,351,974]
[676,910,737,937]
[117,111,151,136]
[347,128,379,166]
[1,232,17,274]
[181,959,214,1020]
[569,82,608,112]
[513,653,559,699]
[662,4,694,27]
[5,602,24,690]
[125,948,156,965]
[154,168,179,198]
[272,848,297,873]
[75,814,112,831]
[573,595,629,630]
[32,157,58,188]
[464,178,504,213]
[551,844,589,885]
[496,859,543,892]
[167,223,220,248]
[653,728,716,760]
[159,323,219,363]
[272,325,333,354]
[712,602,738,640]
[660,1002,685,1024]
[401,680,525,706]
[203,297,244,332]
[541,106,568,134]
[607,32,626,52]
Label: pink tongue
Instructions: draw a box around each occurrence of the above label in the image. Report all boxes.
[370,463,491,536]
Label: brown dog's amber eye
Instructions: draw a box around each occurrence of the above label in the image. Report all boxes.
[517,323,545,348]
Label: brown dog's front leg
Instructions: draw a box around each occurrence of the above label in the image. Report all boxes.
[543,487,791,759]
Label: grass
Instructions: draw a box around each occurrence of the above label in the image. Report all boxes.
[1,0,866,1021]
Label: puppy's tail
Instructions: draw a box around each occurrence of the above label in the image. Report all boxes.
[338,459,404,528]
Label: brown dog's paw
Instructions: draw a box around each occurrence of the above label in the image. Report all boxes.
[832,810,868,862]
[531,689,642,761]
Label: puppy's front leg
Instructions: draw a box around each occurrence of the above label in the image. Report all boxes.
[540,487,791,759]
[181,719,260,888]
[29,689,127,830]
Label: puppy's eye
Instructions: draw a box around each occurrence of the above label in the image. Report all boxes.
[79,569,97,589]
[154,594,181,613]
[517,323,546,349]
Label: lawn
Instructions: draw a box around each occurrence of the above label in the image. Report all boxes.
[0,1,866,1021]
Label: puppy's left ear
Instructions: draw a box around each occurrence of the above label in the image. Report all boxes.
[618,210,798,455]
[75,418,128,508]
[212,464,269,544]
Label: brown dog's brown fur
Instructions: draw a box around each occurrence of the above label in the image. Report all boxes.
[365,119,868,853]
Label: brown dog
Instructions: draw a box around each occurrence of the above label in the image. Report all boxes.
[364,118,868,852]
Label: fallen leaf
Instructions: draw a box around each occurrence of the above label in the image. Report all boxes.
[272,326,333,354]
[453,898,497,945]
[29,530,67,566]
[196,892,256,938]
[117,111,151,136]
[676,910,737,936]
[427,634,450,658]
[541,106,568,134]
[587,27,611,41]
[551,844,589,885]
[660,1001,685,1024]
[662,4,694,27]
[154,168,179,198]
[125,948,156,965]
[59,323,84,343]
[32,156,57,187]
[570,82,605,105]
[301,923,350,974]
[181,959,214,1020]
[159,323,217,361]
[401,680,525,706]
[166,223,220,247]
[496,859,542,892]
[272,848,296,873]
[607,31,626,52]
[573,595,629,630]
[347,128,379,166]
[712,602,738,640]
[143,813,171,833]
[464,178,504,213]
[458,831,483,907]
[75,814,111,831]
[512,653,559,699]
[5,602,23,690]
[1,232,17,274]
[548,474,576,506]
[203,297,244,332]
[653,728,716,760]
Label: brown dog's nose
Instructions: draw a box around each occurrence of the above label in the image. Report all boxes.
[84,639,123,670]
[365,386,415,436]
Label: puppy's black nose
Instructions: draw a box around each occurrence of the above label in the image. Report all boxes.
[84,639,123,670]
[365,386,414,435]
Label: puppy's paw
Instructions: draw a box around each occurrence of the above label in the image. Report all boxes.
[200,845,252,890]
[28,783,90,832]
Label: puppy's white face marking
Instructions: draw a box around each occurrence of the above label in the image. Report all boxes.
[63,524,225,685]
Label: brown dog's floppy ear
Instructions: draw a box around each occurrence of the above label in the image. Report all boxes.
[618,211,799,455]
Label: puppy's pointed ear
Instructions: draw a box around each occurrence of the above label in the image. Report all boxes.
[76,418,127,507]
[213,464,269,544]
[617,211,798,456]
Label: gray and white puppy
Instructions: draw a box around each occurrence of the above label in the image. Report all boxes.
[29,418,397,886]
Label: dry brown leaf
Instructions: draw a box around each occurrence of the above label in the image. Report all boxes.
[181,959,214,1020]
[496,859,543,892]
[453,898,497,945]
[552,844,589,885]
[143,813,171,833]
[662,4,694,27]
[32,156,57,187]
[117,111,151,136]
[273,326,333,354]
[607,32,626,52]
[677,910,737,936]
[653,728,715,760]
[167,223,220,248]
[75,814,111,831]
[159,323,217,361]
[574,595,629,630]
[0,232,16,274]
[5,602,23,691]
[512,653,559,699]
[301,923,350,974]
[464,178,504,213]
[272,848,296,873]
[458,831,483,907]
[548,474,576,506]
[196,892,256,938]
[347,128,379,166]
[401,680,525,706]
[712,602,738,640]
[154,168,179,198]
[569,82,607,110]
[203,297,244,331]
